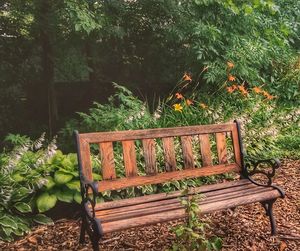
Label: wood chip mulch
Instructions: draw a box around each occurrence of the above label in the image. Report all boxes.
[1,159,299,251]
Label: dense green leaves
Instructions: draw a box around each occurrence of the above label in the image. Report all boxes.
[36,192,57,213]
[32,214,53,225]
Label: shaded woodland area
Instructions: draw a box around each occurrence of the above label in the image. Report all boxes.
[1,1,298,142]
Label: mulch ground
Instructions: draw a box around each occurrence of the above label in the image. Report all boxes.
[1,159,299,251]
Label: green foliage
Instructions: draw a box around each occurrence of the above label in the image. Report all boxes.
[0,136,54,241]
[169,189,222,251]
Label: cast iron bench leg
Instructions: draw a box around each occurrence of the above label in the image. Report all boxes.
[261,199,277,235]
[79,217,86,244]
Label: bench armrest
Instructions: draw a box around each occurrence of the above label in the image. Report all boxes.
[80,177,99,217]
[243,158,284,197]
[244,158,280,185]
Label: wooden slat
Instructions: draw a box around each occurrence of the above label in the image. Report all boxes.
[100,189,281,233]
[98,163,239,192]
[97,186,274,221]
[122,140,138,177]
[231,125,242,169]
[99,142,116,180]
[95,183,259,216]
[216,132,228,164]
[142,139,157,175]
[79,138,93,181]
[162,137,177,171]
[94,179,251,210]
[181,136,194,168]
[199,134,213,166]
[80,123,234,143]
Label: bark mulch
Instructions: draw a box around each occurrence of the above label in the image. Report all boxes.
[1,159,299,251]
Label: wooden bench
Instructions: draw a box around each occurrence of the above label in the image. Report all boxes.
[74,121,284,251]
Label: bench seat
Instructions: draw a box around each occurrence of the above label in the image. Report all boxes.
[89,179,281,234]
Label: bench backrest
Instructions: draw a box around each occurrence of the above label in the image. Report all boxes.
[75,122,244,192]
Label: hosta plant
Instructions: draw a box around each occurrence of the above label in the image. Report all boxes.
[0,135,54,241]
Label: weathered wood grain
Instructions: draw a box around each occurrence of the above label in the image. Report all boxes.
[142,139,157,174]
[94,179,251,210]
[162,137,177,171]
[231,125,242,169]
[199,134,213,166]
[98,163,239,192]
[79,138,93,181]
[97,187,274,222]
[99,142,116,180]
[79,123,234,143]
[122,140,138,177]
[216,132,228,164]
[100,189,281,233]
[181,136,194,168]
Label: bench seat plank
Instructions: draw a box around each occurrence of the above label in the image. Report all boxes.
[96,186,273,220]
[90,180,281,233]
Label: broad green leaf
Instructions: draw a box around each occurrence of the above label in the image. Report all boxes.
[14,202,32,213]
[61,158,73,169]
[0,216,18,229]
[54,170,73,184]
[12,172,24,182]
[55,188,73,203]
[11,187,31,201]
[44,176,55,190]
[66,180,81,191]
[1,226,14,237]
[73,191,82,204]
[36,192,57,212]
[33,214,53,225]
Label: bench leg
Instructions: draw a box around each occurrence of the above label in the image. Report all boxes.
[261,200,277,235]
[79,217,86,244]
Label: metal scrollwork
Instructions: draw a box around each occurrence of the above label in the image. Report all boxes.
[80,178,103,250]
[244,158,284,197]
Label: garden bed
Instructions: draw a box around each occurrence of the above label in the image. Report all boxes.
[1,159,299,251]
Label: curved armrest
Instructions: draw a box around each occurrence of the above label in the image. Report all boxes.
[244,158,281,185]
[244,158,284,197]
[80,176,99,217]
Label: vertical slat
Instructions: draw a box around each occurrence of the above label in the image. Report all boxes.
[199,134,213,166]
[216,132,228,164]
[80,139,93,180]
[181,136,194,169]
[231,127,242,168]
[122,140,138,177]
[162,137,177,171]
[142,139,157,175]
[99,142,116,180]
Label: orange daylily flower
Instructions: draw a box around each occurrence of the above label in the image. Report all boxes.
[265,94,275,100]
[227,61,234,69]
[237,85,248,96]
[199,103,208,109]
[252,86,262,94]
[261,91,276,100]
[261,90,269,97]
[173,103,183,112]
[175,92,184,100]
[228,74,236,81]
[226,84,238,93]
[226,86,235,93]
[186,99,193,106]
[183,73,192,82]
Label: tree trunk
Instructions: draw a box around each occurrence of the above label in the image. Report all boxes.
[39,0,58,137]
